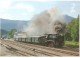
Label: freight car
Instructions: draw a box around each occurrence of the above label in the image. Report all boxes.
[14,33,64,48]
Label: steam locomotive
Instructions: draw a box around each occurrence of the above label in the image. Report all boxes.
[14,33,64,48]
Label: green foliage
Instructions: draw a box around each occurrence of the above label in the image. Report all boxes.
[64,41,79,47]
[65,16,79,42]
[8,29,17,38]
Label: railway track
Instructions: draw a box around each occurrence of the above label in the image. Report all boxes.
[0,44,24,56]
[17,41,79,56]
[9,40,79,56]
[0,39,79,56]
[0,40,57,56]
[0,41,31,56]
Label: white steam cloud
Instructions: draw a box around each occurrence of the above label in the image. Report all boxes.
[23,8,66,36]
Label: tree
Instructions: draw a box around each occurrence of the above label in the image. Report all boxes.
[72,16,79,41]
[8,29,17,38]
[65,16,79,41]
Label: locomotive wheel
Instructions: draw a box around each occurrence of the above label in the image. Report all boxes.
[55,41,64,48]
[47,42,54,47]
[55,41,59,47]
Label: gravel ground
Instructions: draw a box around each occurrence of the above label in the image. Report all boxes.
[0,44,22,56]
[0,39,79,56]
[0,44,47,56]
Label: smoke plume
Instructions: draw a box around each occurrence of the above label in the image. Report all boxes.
[23,8,66,36]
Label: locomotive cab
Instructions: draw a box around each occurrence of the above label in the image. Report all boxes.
[45,34,64,48]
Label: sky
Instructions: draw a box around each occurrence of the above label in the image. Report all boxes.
[0,0,80,21]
